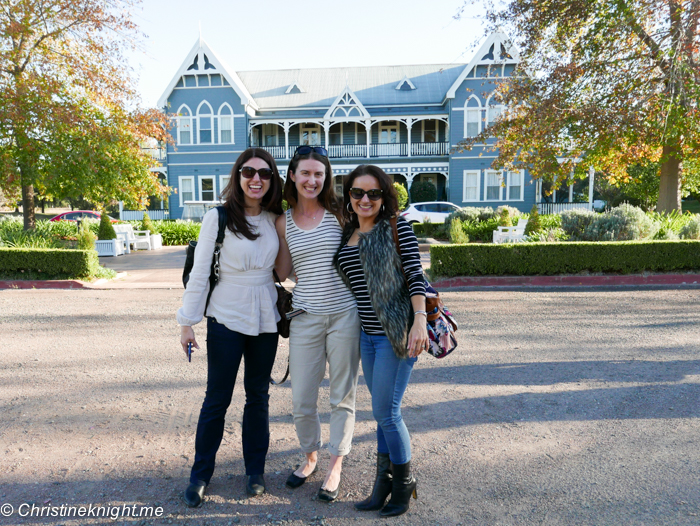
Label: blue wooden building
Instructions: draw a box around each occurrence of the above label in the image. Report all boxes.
[154,33,588,220]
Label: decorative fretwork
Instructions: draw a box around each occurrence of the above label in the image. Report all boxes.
[187,55,199,71]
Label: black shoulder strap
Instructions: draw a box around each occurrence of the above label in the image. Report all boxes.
[204,206,227,315]
[214,205,227,244]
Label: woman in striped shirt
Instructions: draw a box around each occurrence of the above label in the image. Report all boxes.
[274,146,360,502]
[334,165,428,517]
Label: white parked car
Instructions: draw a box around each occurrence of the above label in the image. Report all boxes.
[399,201,462,224]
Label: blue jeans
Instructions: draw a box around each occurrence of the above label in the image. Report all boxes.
[360,330,417,465]
[190,318,278,484]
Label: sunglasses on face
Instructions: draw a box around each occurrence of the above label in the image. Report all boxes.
[293,145,328,157]
[240,166,273,180]
[349,187,383,201]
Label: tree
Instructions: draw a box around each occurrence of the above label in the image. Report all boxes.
[0,0,172,230]
[457,0,700,212]
[393,182,408,210]
[410,180,437,203]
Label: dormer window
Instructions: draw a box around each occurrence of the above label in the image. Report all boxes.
[395,77,416,91]
[286,82,305,94]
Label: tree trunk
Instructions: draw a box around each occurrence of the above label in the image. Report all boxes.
[21,183,36,230]
[657,144,682,213]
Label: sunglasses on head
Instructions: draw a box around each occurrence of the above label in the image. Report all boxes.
[349,187,383,201]
[293,145,328,157]
[240,166,274,180]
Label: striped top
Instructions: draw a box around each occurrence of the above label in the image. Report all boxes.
[337,218,426,334]
[285,208,356,315]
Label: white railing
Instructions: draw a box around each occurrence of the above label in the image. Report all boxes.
[328,144,367,158]
[121,209,169,220]
[410,142,449,156]
[257,145,286,159]
[370,143,408,157]
[537,202,591,214]
[142,148,166,161]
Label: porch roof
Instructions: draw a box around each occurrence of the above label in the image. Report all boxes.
[236,64,465,110]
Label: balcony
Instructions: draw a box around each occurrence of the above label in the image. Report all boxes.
[256,142,449,160]
[411,142,449,156]
[328,144,367,158]
[142,147,166,162]
[256,145,286,159]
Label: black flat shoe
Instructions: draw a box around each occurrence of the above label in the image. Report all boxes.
[318,479,341,502]
[182,480,207,508]
[285,464,318,489]
[246,474,265,496]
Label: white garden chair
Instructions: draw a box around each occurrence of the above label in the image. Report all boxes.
[493,219,529,243]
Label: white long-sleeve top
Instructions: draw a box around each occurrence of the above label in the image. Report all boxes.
[177,208,280,336]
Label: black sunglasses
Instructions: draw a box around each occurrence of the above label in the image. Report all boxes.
[240,166,274,180]
[349,187,383,201]
[293,145,328,157]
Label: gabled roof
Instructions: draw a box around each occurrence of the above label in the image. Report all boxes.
[324,84,370,119]
[395,76,416,90]
[285,81,305,94]
[157,38,258,110]
[236,64,464,109]
[445,32,520,99]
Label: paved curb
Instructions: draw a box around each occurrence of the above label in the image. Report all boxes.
[431,273,700,290]
[0,279,89,290]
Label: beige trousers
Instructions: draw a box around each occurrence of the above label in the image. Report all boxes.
[288,308,361,457]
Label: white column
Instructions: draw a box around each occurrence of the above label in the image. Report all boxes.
[406,168,416,203]
[283,122,290,159]
[365,119,371,158]
[406,119,413,157]
[569,171,574,203]
[323,120,330,150]
[588,166,595,210]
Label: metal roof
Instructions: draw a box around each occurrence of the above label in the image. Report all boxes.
[236,64,466,109]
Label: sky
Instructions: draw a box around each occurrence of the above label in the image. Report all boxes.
[126,0,487,108]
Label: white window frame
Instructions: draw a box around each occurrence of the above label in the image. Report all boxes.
[199,176,216,202]
[507,170,524,201]
[463,96,482,138]
[219,174,231,196]
[462,170,481,202]
[486,95,504,128]
[178,176,195,206]
[176,105,193,145]
[300,123,322,145]
[197,101,214,144]
[422,120,437,143]
[484,170,503,201]
[379,121,400,144]
[218,103,233,144]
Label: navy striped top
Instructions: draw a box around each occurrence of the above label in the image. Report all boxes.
[337,218,425,334]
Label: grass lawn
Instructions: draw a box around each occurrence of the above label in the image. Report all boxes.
[682,200,700,214]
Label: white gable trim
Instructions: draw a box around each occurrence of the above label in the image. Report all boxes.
[323,85,370,120]
[285,81,306,94]
[395,76,416,90]
[157,38,258,110]
[446,32,520,99]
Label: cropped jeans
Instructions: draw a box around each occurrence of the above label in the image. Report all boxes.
[360,330,417,465]
[189,317,278,484]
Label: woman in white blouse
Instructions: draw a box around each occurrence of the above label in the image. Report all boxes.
[177,148,283,507]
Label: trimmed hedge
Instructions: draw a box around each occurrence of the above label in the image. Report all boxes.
[430,240,700,277]
[0,248,100,279]
[412,222,446,238]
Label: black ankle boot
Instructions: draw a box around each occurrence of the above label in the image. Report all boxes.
[355,452,392,511]
[379,461,417,517]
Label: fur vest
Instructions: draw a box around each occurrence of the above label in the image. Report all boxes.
[334,219,413,359]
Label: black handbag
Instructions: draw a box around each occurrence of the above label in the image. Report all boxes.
[273,270,293,338]
[182,206,227,315]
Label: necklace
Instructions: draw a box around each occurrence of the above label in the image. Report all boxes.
[298,206,322,220]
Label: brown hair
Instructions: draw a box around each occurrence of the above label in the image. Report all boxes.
[283,151,343,224]
[341,164,399,228]
[219,148,283,240]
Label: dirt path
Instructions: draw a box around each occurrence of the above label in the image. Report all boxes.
[1,288,699,525]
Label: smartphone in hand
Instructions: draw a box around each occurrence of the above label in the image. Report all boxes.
[187,342,192,362]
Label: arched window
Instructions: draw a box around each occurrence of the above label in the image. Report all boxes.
[197,101,213,144]
[177,105,192,145]
[218,104,233,144]
[486,94,504,128]
[464,96,481,138]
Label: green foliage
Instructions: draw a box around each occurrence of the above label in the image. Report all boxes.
[525,228,569,243]
[679,216,700,240]
[524,205,542,235]
[140,212,156,234]
[0,248,100,279]
[430,241,700,277]
[76,222,96,250]
[393,182,408,210]
[410,181,437,203]
[561,204,658,241]
[97,211,116,240]
[412,223,448,240]
[648,210,696,238]
[154,220,201,246]
[449,218,469,244]
[540,214,563,230]
[498,208,512,227]
[463,218,500,242]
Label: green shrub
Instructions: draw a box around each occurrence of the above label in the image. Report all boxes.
[679,216,700,239]
[562,204,658,241]
[449,218,469,244]
[525,228,569,243]
[155,220,201,245]
[76,222,96,250]
[561,209,597,240]
[430,240,700,277]
[463,217,499,242]
[410,180,437,203]
[497,208,512,227]
[141,212,156,234]
[524,205,542,235]
[0,248,100,279]
[412,222,447,239]
[393,182,408,210]
[97,210,116,240]
[540,213,562,230]
[649,210,697,238]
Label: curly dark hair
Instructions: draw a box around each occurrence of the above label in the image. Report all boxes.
[341,164,399,228]
[219,148,283,240]
[283,151,343,224]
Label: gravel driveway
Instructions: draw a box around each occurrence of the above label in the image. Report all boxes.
[1,288,698,525]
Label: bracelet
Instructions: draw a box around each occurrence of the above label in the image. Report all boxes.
[414,310,427,316]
